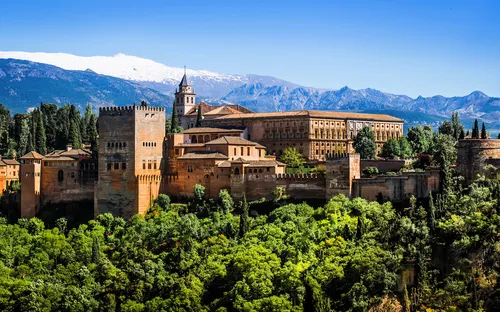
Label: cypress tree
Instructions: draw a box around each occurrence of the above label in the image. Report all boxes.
[15,114,29,157]
[69,105,82,148]
[481,122,487,139]
[86,114,98,151]
[472,119,479,138]
[239,194,249,237]
[170,99,180,133]
[403,285,411,312]
[428,191,436,232]
[26,113,35,153]
[35,109,47,155]
[55,105,70,150]
[355,216,363,241]
[0,131,9,156]
[195,106,203,127]
[82,104,93,143]
[459,129,465,140]
[41,103,58,152]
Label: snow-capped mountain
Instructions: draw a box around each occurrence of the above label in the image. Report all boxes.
[0,51,241,84]
[1,51,500,131]
[0,51,296,98]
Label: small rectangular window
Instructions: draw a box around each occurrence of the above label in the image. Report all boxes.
[143,162,146,169]
[107,163,112,170]
[114,163,119,170]
[148,163,152,170]
[175,149,179,155]
[154,162,157,170]
[247,147,250,156]
[122,163,126,170]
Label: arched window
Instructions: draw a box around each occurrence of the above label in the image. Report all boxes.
[234,167,240,175]
[58,170,64,182]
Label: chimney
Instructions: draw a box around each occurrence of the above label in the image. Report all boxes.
[66,144,73,152]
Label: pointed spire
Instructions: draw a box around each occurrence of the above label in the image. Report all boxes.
[179,66,188,87]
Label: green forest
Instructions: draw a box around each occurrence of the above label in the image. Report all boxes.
[2,173,500,311]
[0,102,98,158]
[1,105,499,311]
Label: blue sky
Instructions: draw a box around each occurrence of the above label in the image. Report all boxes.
[1,0,499,97]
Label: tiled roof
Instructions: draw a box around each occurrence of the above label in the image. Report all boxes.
[204,106,242,116]
[44,148,92,159]
[177,152,229,160]
[217,161,232,168]
[176,143,206,147]
[19,151,44,160]
[182,127,243,134]
[43,156,76,161]
[185,102,254,116]
[213,110,404,122]
[231,157,249,164]
[2,159,19,165]
[247,160,286,167]
[205,136,265,148]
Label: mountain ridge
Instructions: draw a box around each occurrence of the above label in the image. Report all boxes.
[0,52,499,131]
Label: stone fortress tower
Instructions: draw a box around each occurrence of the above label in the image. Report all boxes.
[19,152,43,218]
[95,105,166,218]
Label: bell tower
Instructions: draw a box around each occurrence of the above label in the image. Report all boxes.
[174,67,196,116]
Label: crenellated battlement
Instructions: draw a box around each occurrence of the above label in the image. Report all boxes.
[99,105,165,116]
[326,152,352,160]
[136,174,163,182]
[275,173,323,180]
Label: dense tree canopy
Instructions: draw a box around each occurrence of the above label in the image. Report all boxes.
[353,127,376,159]
[280,147,305,168]
[1,103,99,158]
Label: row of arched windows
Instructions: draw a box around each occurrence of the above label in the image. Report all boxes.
[143,142,157,147]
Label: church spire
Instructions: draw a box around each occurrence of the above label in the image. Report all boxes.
[179,66,188,87]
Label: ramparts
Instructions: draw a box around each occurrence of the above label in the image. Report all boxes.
[456,139,500,184]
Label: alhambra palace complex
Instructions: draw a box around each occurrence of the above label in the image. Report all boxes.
[11,74,500,218]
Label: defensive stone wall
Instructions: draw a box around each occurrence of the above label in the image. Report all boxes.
[360,159,408,173]
[352,169,440,202]
[457,139,500,184]
[41,166,94,206]
[244,173,326,200]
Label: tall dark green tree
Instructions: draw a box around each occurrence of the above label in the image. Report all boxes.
[14,114,29,157]
[82,104,93,143]
[195,106,203,127]
[481,122,487,139]
[169,100,182,133]
[41,103,58,152]
[472,119,479,139]
[35,109,47,155]
[69,105,82,148]
[0,103,10,135]
[0,130,9,156]
[55,105,70,149]
[239,194,249,237]
[459,129,465,140]
[353,126,376,159]
[86,114,98,150]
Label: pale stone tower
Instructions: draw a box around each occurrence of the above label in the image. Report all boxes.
[19,151,43,218]
[174,68,196,117]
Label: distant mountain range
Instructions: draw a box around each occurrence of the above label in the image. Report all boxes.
[0,51,499,132]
